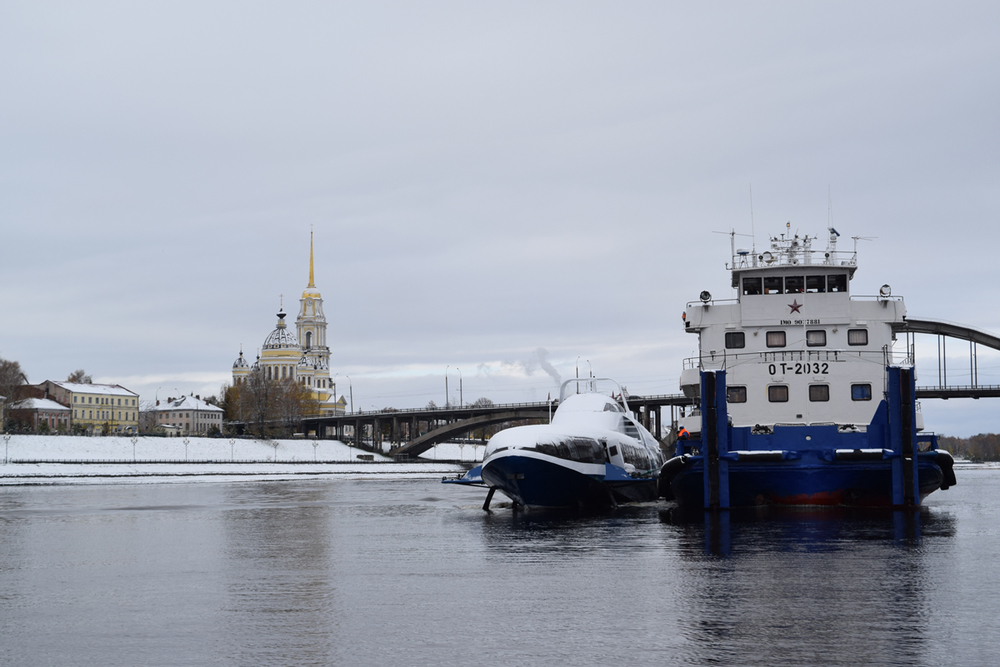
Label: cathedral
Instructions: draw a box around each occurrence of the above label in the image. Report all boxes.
[232,232,345,415]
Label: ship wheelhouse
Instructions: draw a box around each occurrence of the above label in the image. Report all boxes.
[680,228,914,434]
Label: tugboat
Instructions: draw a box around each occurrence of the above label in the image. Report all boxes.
[662,225,957,508]
[444,379,666,510]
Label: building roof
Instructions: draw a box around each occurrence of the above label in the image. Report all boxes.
[47,381,138,397]
[11,397,71,412]
[157,395,223,412]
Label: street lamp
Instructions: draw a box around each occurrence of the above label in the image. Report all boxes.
[576,356,581,393]
[587,359,593,391]
[445,365,450,409]
[456,367,463,407]
[347,375,353,414]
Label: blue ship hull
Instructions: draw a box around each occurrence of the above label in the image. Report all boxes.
[479,454,659,509]
[670,452,945,507]
[666,367,956,509]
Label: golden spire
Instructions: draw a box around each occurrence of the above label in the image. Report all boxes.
[308,227,316,288]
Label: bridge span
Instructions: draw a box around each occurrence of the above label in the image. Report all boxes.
[301,393,692,457]
[895,317,1000,399]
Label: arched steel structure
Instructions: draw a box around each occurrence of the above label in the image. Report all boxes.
[893,317,1000,398]
[390,409,548,458]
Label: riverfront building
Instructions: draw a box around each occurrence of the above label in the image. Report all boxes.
[36,380,140,434]
[154,395,224,435]
[232,232,345,416]
[8,397,71,432]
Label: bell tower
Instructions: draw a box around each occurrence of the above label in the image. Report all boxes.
[296,230,331,384]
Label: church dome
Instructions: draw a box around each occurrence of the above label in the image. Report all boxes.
[263,311,298,349]
[233,351,249,369]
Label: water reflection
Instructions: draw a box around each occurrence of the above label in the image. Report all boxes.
[219,483,340,665]
[658,505,957,667]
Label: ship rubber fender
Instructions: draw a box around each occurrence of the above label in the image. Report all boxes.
[658,455,690,499]
[935,449,957,490]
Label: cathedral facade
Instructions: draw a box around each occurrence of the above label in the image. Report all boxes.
[232,233,343,415]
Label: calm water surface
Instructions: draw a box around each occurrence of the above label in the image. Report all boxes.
[1,470,998,666]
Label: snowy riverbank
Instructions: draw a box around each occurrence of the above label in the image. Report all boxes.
[0,434,474,485]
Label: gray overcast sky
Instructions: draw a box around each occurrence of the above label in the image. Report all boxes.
[2,2,999,435]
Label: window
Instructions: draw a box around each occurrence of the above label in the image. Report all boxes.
[725,332,745,349]
[852,384,872,401]
[806,275,826,293]
[768,385,789,402]
[848,329,869,346]
[828,274,847,292]
[727,386,747,403]
[766,331,786,348]
[806,330,827,347]
[742,277,762,295]
[785,276,804,294]
[763,276,783,294]
[809,385,830,402]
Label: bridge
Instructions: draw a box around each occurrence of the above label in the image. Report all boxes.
[894,317,1000,399]
[301,392,692,458]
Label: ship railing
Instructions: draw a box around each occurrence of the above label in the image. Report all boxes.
[851,294,905,303]
[682,349,910,371]
[728,248,858,270]
[685,297,739,309]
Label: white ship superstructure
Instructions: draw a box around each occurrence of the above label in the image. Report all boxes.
[679,227,913,433]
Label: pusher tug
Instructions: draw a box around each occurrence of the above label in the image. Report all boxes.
[444,378,666,510]
[661,226,957,509]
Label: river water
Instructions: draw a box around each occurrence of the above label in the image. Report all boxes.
[1,468,998,666]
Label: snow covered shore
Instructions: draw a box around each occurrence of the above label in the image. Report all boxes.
[0,434,472,485]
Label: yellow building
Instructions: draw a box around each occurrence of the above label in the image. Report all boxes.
[39,380,140,434]
[232,232,345,416]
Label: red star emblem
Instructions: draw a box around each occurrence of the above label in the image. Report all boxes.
[788,299,802,313]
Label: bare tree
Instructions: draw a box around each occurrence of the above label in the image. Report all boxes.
[239,368,275,437]
[67,369,92,384]
[1,356,28,427]
[138,400,159,433]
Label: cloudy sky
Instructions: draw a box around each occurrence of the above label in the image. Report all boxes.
[2,2,998,435]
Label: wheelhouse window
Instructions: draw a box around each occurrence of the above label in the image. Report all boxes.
[828,274,848,292]
[848,329,869,346]
[851,384,872,401]
[768,385,789,402]
[809,384,830,402]
[806,275,826,293]
[784,276,804,294]
[763,276,783,294]
[766,331,786,348]
[725,332,745,349]
[806,330,827,347]
[727,386,747,403]
[742,277,762,295]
